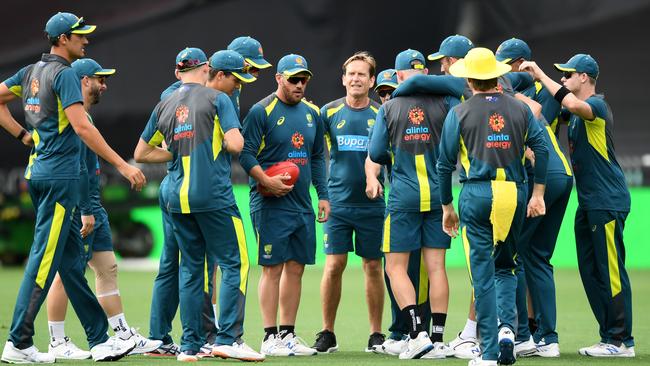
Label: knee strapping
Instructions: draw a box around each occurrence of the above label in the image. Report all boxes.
[89,251,119,297]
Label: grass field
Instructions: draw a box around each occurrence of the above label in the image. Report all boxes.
[0,266,648,365]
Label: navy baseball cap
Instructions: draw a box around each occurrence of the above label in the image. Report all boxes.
[227,36,272,69]
[375,69,398,91]
[427,35,474,61]
[175,47,208,72]
[496,38,532,63]
[71,58,115,78]
[395,49,426,71]
[210,50,256,83]
[45,12,96,38]
[554,54,599,79]
[277,54,313,77]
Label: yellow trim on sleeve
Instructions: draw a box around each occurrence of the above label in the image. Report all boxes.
[326,103,345,118]
[490,181,517,246]
[585,117,609,162]
[212,113,224,160]
[36,202,66,288]
[148,130,164,146]
[415,155,431,211]
[180,156,191,213]
[257,137,266,157]
[57,98,70,133]
[325,132,331,151]
[534,81,543,95]
[370,105,379,114]
[545,126,572,176]
[605,219,621,297]
[265,97,278,116]
[233,216,249,295]
[9,85,22,97]
[382,214,391,253]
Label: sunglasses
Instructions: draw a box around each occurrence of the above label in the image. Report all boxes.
[376,88,393,98]
[563,71,574,79]
[286,76,309,85]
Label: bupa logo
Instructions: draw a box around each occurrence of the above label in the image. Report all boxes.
[337,135,368,152]
[336,120,346,129]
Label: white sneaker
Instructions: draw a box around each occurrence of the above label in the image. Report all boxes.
[120,328,163,355]
[281,333,317,356]
[375,337,407,355]
[579,342,635,357]
[421,341,450,359]
[176,351,198,362]
[260,334,294,356]
[48,337,91,360]
[497,328,516,365]
[526,341,559,357]
[90,336,136,362]
[468,356,497,366]
[514,335,536,356]
[448,331,481,359]
[398,331,433,359]
[197,343,214,358]
[1,341,55,364]
[212,339,265,362]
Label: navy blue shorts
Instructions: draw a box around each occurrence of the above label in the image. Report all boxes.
[323,206,384,259]
[76,207,113,262]
[382,209,450,253]
[252,209,316,266]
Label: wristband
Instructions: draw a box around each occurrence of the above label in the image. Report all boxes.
[16,128,27,141]
[554,86,571,104]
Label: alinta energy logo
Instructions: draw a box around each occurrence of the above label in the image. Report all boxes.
[486,112,511,149]
[404,106,430,142]
[288,131,308,165]
[173,104,194,141]
[25,79,41,113]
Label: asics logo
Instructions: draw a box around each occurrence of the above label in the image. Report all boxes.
[276,117,285,125]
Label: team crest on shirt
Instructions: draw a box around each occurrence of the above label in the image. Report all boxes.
[306,114,313,127]
[336,120,346,129]
[408,106,425,124]
[367,119,375,128]
[176,105,190,123]
[486,113,510,149]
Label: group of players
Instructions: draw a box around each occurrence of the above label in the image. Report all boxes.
[0,11,635,366]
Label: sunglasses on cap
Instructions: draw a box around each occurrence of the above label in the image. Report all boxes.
[177,59,206,71]
[286,76,310,85]
[376,88,393,98]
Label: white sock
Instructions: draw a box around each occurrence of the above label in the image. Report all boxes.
[48,321,66,340]
[107,313,130,338]
[212,304,219,329]
[460,319,477,339]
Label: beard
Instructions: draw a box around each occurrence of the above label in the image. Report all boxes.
[280,82,303,105]
[89,85,102,105]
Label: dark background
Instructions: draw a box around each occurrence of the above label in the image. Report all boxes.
[1,0,649,184]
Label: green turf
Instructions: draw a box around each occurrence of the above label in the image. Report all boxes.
[0,267,648,364]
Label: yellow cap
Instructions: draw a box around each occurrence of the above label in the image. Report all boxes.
[449,47,511,80]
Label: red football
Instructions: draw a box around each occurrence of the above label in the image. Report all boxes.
[258,161,300,197]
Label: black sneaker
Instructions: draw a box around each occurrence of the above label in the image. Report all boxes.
[313,330,338,353]
[366,332,386,352]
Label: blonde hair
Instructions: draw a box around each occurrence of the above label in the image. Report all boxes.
[342,51,376,77]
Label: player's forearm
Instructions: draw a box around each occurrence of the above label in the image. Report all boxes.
[0,104,26,139]
[365,156,382,180]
